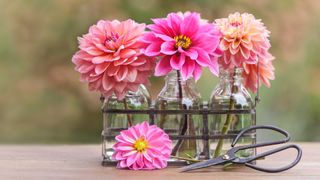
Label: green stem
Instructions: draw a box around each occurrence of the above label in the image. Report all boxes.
[123,99,133,127]
[159,101,166,129]
[213,69,237,158]
[170,156,202,163]
[213,99,235,157]
[172,70,188,155]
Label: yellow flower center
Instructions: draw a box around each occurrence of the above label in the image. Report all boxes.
[174,35,191,49]
[133,137,148,152]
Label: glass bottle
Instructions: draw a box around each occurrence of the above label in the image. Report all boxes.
[209,68,255,158]
[102,85,151,162]
[155,70,202,160]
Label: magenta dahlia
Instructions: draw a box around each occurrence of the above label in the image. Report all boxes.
[141,12,221,81]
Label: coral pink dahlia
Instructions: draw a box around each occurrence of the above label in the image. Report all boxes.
[141,12,221,81]
[113,121,172,170]
[243,52,275,93]
[215,12,271,68]
[72,19,155,100]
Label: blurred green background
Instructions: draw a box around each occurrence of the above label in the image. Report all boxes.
[0,0,319,143]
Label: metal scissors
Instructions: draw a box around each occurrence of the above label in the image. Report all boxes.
[181,125,302,173]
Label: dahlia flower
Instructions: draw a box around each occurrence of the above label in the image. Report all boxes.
[72,19,155,100]
[215,12,271,68]
[243,52,275,92]
[113,121,172,170]
[141,12,221,81]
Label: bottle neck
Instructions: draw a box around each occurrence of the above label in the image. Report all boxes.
[157,70,201,104]
[105,84,149,102]
[210,67,253,109]
[165,70,190,85]
[219,67,244,87]
[163,70,198,95]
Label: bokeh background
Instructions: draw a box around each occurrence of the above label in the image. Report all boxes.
[0,0,319,143]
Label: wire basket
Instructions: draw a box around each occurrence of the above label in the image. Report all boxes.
[101,64,261,166]
[101,101,257,166]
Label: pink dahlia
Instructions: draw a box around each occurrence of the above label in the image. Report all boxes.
[215,12,271,68]
[113,121,172,170]
[72,19,155,100]
[243,52,275,92]
[141,12,221,81]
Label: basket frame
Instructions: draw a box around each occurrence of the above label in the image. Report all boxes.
[101,62,261,166]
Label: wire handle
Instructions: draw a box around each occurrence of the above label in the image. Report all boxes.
[229,125,302,173]
[245,144,302,173]
[231,125,290,148]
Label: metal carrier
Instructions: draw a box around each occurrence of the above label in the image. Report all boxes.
[101,63,261,166]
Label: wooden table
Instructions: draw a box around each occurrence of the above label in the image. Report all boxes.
[0,143,319,180]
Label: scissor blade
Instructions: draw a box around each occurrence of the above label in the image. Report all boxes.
[181,156,227,172]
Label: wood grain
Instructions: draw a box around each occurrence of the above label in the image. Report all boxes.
[0,143,319,180]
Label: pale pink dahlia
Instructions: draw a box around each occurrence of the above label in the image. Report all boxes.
[215,12,271,68]
[72,19,155,100]
[141,12,221,81]
[243,52,275,93]
[112,121,172,170]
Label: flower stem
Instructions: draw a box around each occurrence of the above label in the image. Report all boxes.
[159,101,167,128]
[213,69,237,158]
[170,156,202,163]
[171,70,188,155]
[123,99,133,127]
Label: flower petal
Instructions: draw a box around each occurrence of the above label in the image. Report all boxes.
[180,58,195,80]
[140,32,158,43]
[185,48,198,60]
[106,64,120,76]
[92,54,113,64]
[154,33,175,42]
[167,13,182,34]
[116,145,135,151]
[154,56,172,76]
[114,66,128,81]
[95,63,110,74]
[126,152,139,167]
[119,130,136,144]
[142,151,153,162]
[102,73,115,91]
[123,150,137,157]
[126,67,138,82]
[160,41,177,55]
[76,62,95,73]
[240,46,250,60]
[170,54,185,70]
[194,48,211,67]
[180,12,200,36]
[120,49,137,59]
[219,40,229,51]
[144,43,161,57]
[208,56,219,76]
[192,63,202,81]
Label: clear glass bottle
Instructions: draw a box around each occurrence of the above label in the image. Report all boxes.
[102,85,151,162]
[155,70,202,160]
[209,68,255,158]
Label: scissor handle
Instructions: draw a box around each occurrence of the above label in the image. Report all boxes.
[244,144,302,173]
[231,125,290,148]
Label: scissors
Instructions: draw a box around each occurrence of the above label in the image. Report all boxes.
[181,125,302,173]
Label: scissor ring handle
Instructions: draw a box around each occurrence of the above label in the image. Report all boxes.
[231,125,290,148]
[244,144,302,173]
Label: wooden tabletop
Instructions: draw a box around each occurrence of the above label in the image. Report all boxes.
[0,143,319,180]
